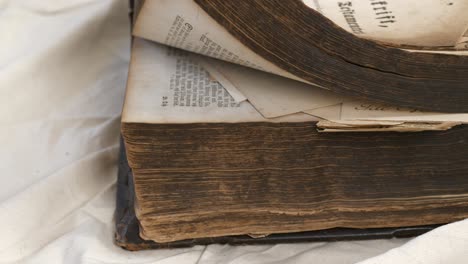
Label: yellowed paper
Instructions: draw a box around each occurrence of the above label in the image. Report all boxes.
[123,39,460,132]
[456,26,468,49]
[123,38,319,124]
[133,0,302,82]
[303,0,468,47]
[196,56,247,103]
[316,120,461,132]
[340,101,468,123]
[200,59,348,118]
[303,104,343,120]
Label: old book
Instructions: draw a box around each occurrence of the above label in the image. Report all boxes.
[121,37,468,244]
[120,0,440,249]
[133,0,468,112]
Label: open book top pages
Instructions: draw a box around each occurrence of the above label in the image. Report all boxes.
[133,0,468,86]
[127,0,468,131]
[132,0,468,113]
[123,38,467,133]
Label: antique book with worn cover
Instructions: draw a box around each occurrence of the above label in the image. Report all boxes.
[118,37,468,246]
[116,0,468,250]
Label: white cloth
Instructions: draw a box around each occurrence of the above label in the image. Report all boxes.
[0,0,466,263]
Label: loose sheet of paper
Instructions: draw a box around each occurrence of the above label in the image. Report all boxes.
[123,39,318,124]
[456,27,468,49]
[316,120,461,132]
[199,57,348,118]
[340,101,468,123]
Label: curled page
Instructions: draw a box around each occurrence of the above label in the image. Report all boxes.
[303,0,468,47]
[133,0,300,81]
[456,27,468,49]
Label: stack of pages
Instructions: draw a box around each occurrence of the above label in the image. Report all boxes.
[117,0,468,248]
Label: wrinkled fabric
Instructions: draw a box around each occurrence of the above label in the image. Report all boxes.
[0,0,466,263]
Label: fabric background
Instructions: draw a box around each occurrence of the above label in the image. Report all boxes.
[0,0,467,263]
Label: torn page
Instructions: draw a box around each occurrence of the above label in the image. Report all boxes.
[196,56,247,103]
[305,103,466,132]
[456,26,468,49]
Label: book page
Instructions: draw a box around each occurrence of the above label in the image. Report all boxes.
[316,120,460,132]
[304,104,343,121]
[122,38,318,124]
[198,57,349,118]
[303,103,465,132]
[122,40,463,132]
[303,0,468,47]
[340,101,468,123]
[133,0,302,82]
